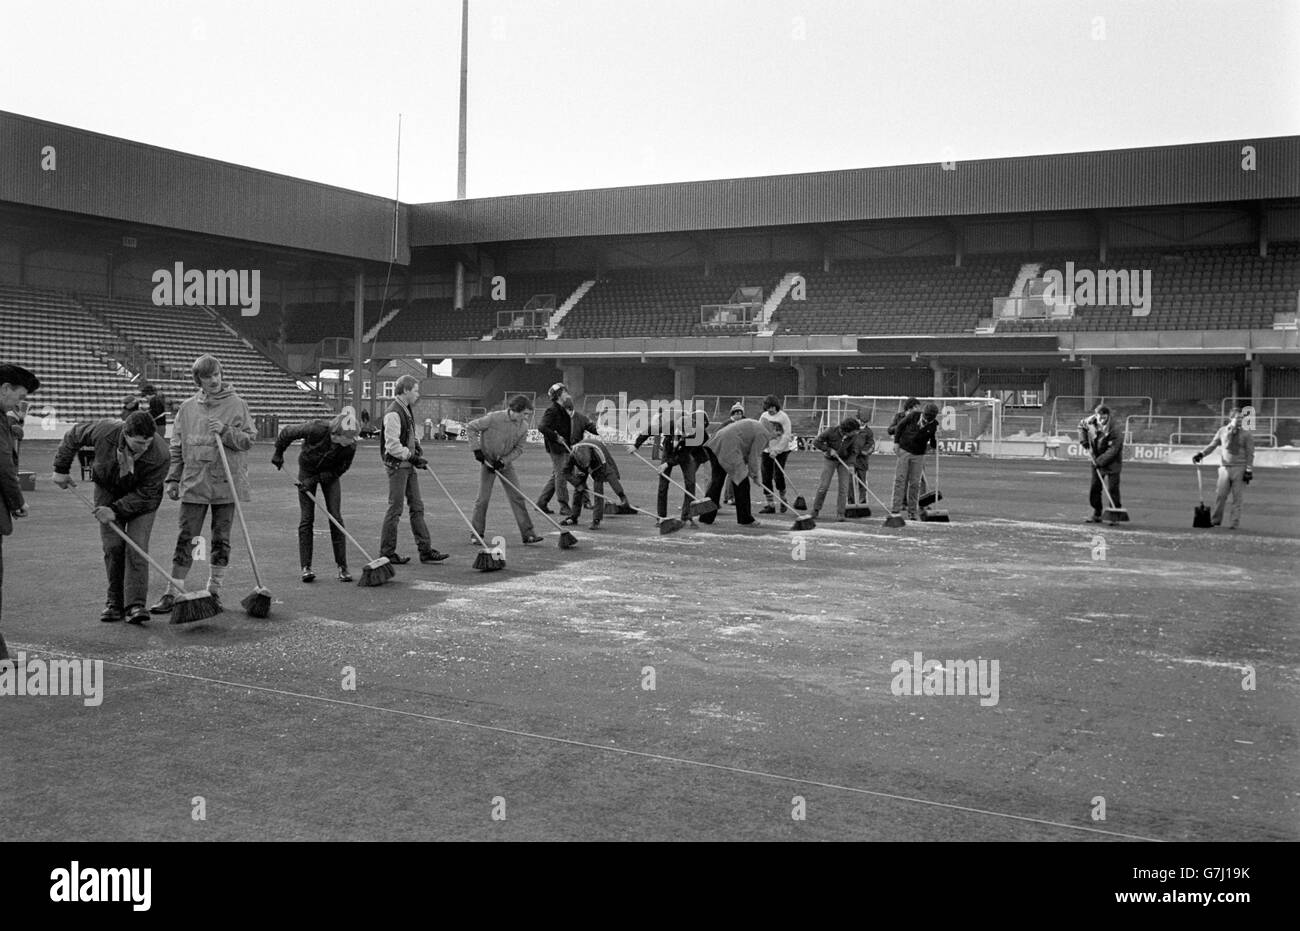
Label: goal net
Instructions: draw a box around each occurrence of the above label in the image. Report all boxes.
[826,395,1002,453]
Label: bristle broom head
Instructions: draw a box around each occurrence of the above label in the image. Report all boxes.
[688,500,718,517]
[791,517,816,531]
[170,590,221,625]
[473,551,505,572]
[658,518,685,535]
[558,532,579,549]
[884,513,907,528]
[793,496,807,511]
[1104,509,1130,523]
[241,588,273,619]
[920,510,950,522]
[615,503,637,515]
[846,505,872,518]
[919,490,943,508]
[358,559,396,586]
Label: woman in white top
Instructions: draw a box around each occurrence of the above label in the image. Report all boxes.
[758,395,795,513]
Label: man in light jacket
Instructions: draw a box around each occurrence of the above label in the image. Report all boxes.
[699,417,777,526]
[758,395,794,513]
[150,354,256,614]
[1193,407,1256,529]
[468,395,544,545]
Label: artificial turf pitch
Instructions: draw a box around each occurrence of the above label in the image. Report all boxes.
[2,440,1297,841]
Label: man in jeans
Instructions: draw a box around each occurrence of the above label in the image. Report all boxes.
[535,382,572,516]
[467,395,544,545]
[890,402,939,519]
[379,375,448,565]
[1193,407,1256,530]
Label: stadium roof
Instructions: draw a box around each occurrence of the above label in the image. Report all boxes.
[410,136,1300,246]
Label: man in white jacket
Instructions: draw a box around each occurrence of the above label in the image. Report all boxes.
[1192,407,1256,530]
[758,395,794,514]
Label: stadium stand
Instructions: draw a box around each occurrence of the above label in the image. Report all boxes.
[0,284,140,421]
[81,293,335,425]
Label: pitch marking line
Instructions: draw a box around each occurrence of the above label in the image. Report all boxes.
[25,647,1165,842]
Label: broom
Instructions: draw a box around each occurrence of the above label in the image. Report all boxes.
[65,486,220,624]
[1094,463,1129,523]
[1193,465,1213,528]
[919,451,950,522]
[831,452,872,518]
[558,437,634,515]
[625,447,717,518]
[590,488,685,535]
[211,434,272,618]
[417,463,504,571]
[491,467,579,549]
[293,480,395,586]
[770,458,816,531]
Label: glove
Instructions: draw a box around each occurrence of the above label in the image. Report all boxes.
[1243,468,1252,485]
[271,454,285,471]
[410,455,427,470]
[488,458,505,472]
[93,505,116,525]
[473,450,486,463]
[166,482,180,501]
[52,472,76,489]
[1191,453,1203,464]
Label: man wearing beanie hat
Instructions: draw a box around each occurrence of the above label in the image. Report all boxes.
[273,407,361,582]
[536,382,573,516]
[0,363,40,660]
[721,401,746,505]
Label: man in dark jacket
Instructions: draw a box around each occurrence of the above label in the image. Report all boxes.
[52,411,168,624]
[1,363,40,658]
[535,382,573,515]
[1079,405,1124,524]
[811,417,861,521]
[890,402,939,519]
[274,408,360,582]
[845,411,877,506]
[121,383,167,429]
[633,406,710,521]
[561,436,630,529]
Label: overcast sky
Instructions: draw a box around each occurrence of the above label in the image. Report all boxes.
[3,0,1298,202]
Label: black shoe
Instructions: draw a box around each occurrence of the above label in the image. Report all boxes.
[559,516,578,526]
[149,593,175,615]
[537,504,555,514]
[739,518,762,527]
[559,507,573,517]
[759,505,776,514]
[522,534,544,545]
[1083,514,1102,524]
[779,503,788,513]
[301,567,316,583]
[420,550,450,563]
[383,553,412,565]
[589,522,602,530]
[125,606,150,625]
[100,604,124,623]
[337,567,353,582]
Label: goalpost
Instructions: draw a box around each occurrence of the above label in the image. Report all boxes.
[826,395,1003,454]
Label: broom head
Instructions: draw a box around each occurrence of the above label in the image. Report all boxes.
[473,550,505,572]
[558,531,579,549]
[615,503,637,515]
[241,588,273,619]
[657,518,685,535]
[791,516,816,531]
[170,590,221,624]
[793,495,807,511]
[920,508,950,523]
[1193,504,1213,528]
[846,505,872,518]
[884,512,907,528]
[918,489,944,508]
[687,499,718,517]
[359,557,396,586]
[1103,507,1130,523]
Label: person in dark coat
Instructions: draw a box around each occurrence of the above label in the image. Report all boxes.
[1079,405,1124,524]
[535,382,573,516]
[632,406,710,521]
[699,417,777,526]
[0,363,40,659]
[811,417,861,521]
[52,412,169,624]
[890,402,939,518]
[845,412,877,505]
[121,383,167,429]
[273,408,360,582]
[561,436,630,528]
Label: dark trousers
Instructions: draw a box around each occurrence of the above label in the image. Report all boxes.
[0,536,7,660]
[97,485,158,611]
[381,464,433,556]
[298,475,348,569]
[571,469,627,524]
[1089,469,1122,515]
[656,456,699,520]
[173,501,235,568]
[760,451,790,505]
[700,468,755,524]
[536,450,572,511]
[848,466,868,503]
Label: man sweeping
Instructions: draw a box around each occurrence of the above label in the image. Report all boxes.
[535,382,573,516]
[273,408,360,582]
[1079,405,1125,524]
[0,363,39,661]
[467,395,544,546]
[846,411,877,507]
[632,405,710,522]
[561,434,631,529]
[379,374,449,565]
[151,354,256,614]
[1192,407,1255,530]
[810,417,862,521]
[52,411,168,624]
[698,416,777,526]
[890,402,939,519]
[758,395,794,514]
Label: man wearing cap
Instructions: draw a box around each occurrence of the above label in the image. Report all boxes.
[721,402,746,505]
[1193,407,1255,530]
[536,382,573,516]
[0,363,40,661]
[890,401,939,519]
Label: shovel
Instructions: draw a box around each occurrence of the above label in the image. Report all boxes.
[1193,465,1213,528]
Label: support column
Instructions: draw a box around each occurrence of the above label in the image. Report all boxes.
[1082,360,1098,409]
[351,270,364,414]
[1250,357,1264,412]
[794,362,819,398]
[672,363,696,402]
[930,360,947,399]
[561,362,585,407]
[454,260,466,311]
